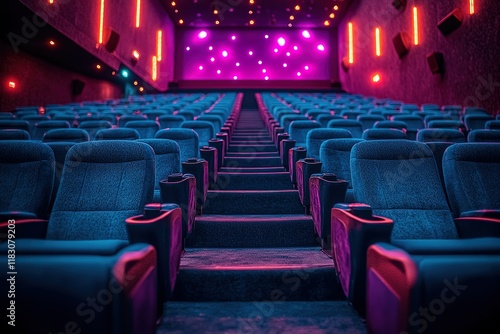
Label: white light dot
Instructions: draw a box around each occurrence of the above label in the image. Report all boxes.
[198,31,207,39]
[262,69,267,73]
[283,63,287,67]
[277,37,286,46]
[248,51,253,55]
[217,70,221,74]
[258,60,262,65]
[274,48,278,53]
[293,46,298,51]
[210,57,215,62]
[317,44,325,51]
[209,46,213,51]
[264,34,269,39]
[297,72,301,76]
[265,76,269,80]
[304,65,309,70]
[231,35,236,40]
[199,65,203,70]
[286,52,291,56]
[233,75,238,80]
[236,62,240,67]
[186,46,191,51]
[302,30,311,39]
[222,50,228,57]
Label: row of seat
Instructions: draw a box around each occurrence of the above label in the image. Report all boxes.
[258,92,500,333]
[0,94,243,333]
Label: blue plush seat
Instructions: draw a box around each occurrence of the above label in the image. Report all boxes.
[196,114,224,133]
[443,143,500,218]
[392,114,424,140]
[327,119,364,138]
[330,140,500,332]
[467,129,500,142]
[0,120,30,133]
[424,114,453,127]
[159,115,186,129]
[427,120,466,132]
[79,120,112,140]
[32,120,71,140]
[316,114,343,127]
[416,128,466,143]
[117,114,147,128]
[43,128,90,143]
[357,114,385,130]
[362,128,407,140]
[0,141,54,220]
[156,128,199,162]
[0,129,31,140]
[305,128,352,160]
[181,120,215,147]
[289,120,322,147]
[464,114,495,131]
[485,120,500,129]
[0,141,183,332]
[95,128,140,140]
[125,120,160,139]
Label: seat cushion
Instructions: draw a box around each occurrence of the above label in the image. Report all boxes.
[0,239,129,255]
[392,237,500,255]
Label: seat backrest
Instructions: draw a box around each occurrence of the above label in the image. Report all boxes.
[464,114,494,131]
[362,128,407,140]
[392,115,424,131]
[306,128,352,160]
[351,140,458,240]
[485,120,500,130]
[95,128,140,141]
[0,129,31,140]
[180,120,215,146]
[32,121,71,140]
[327,120,364,138]
[281,115,309,133]
[0,120,30,133]
[156,128,199,162]
[124,120,160,139]
[443,143,500,217]
[467,129,500,142]
[158,115,186,129]
[117,114,147,128]
[46,141,155,240]
[427,120,465,131]
[317,114,343,128]
[196,115,223,133]
[78,121,112,140]
[289,120,322,146]
[319,138,363,188]
[43,128,90,143]
[373,120,407,131]
[357,115,385,130]
[416,128,466,143]
[0,141,55,218]
[46,142,77,210]
[424,115,453,127]
[138,139,181,191]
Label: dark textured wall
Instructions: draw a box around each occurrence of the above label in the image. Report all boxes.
[0,42,122,111]
[17,0,174,91]
[338,0,500,114]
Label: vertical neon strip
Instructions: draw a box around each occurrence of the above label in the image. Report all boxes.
[348,22,354,64]
[152,56,158,81]
[99,0,105,44]
[470,0,475,14]
[135,0,141,28]
[413,7,419,45]
[157,30,162,61]
[375,27,381,57]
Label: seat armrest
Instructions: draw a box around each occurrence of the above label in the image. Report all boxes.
[0,211,37,221]
[455,216,500,238]
[200,146,218,189]
[309,174,348,243]
[331,205,393,315]
[461,210,500,219]
[289,147,307,186]
[182,158,208,213]
[280,139,295,170]
[126,203,183,301]
[0,219,49,240]
[366,243,418,334]
[296,158,322,207]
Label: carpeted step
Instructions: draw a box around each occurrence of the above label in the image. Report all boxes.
[227,146,279,155]
[230,140,275,145]
[203,190,304,214]
[187,214,315,248]
[214,172,292,190]
[172,248,343,302]
[161,301,366,333]
[220,166,285,173]
[225,152,279,158]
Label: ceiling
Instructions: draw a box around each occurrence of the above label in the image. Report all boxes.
[162,0,353,28]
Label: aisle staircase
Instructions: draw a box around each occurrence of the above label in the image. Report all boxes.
[159,109,366,333]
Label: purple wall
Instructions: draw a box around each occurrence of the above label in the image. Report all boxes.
[17,0,174,91]
[0,42,122,112]
[339,0,500,114]
[175,27,335,88]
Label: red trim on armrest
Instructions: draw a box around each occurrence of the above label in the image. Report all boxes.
[113,245,157,295]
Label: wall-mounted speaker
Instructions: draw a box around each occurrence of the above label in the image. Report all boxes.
[392,32,411,58]
[427,52,445,74]
[438,8,463,36]
[104,28,120,53]
[71,79,85,96]
[391,0,406,11]
[340,57,350,73]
